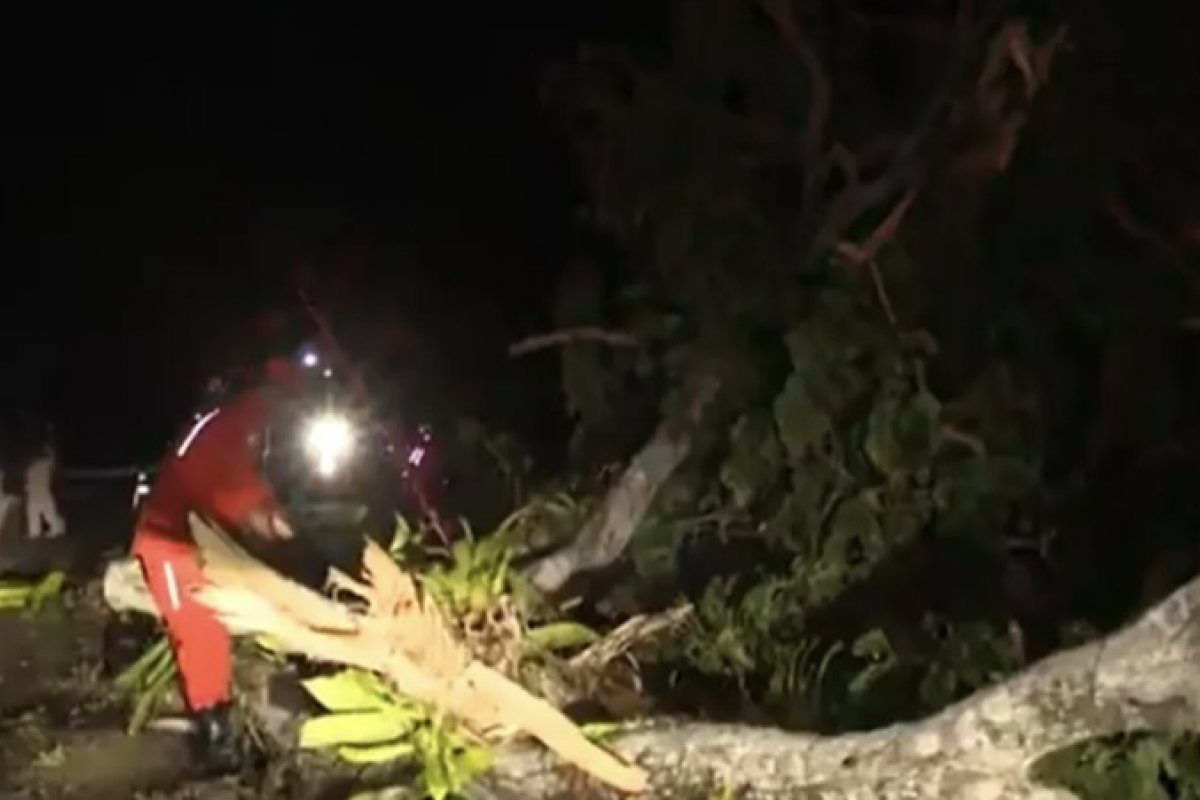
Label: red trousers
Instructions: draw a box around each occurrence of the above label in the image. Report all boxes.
[132,523,232,713]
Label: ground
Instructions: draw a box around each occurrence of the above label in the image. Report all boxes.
[0,477,262,800]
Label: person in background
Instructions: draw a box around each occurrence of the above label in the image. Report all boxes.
[25,422,65,539]
[0,471,15,547]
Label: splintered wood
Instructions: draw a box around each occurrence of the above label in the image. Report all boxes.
[187,515,648,794]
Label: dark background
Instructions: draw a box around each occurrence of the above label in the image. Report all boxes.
[0,6,666,466]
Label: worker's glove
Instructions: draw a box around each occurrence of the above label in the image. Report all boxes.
[243,507,295,541]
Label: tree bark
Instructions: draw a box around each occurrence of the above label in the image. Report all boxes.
[471,569,1200,800]
[523,375,720,595]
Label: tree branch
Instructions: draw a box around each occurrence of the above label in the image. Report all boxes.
[523,374,721,595]
[833,187,920,269]
[508,328,640,358]
[760,0,831,207]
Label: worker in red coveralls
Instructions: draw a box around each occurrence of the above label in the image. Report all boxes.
[132,352,305,770]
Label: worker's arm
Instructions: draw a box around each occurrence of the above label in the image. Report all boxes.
[181,392,293,540]
[209,463,293,540]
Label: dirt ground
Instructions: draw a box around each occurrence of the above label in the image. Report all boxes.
[0,583,255,799]
[0,479,265,800]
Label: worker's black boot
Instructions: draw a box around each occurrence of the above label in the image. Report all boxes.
[190,702,242,776]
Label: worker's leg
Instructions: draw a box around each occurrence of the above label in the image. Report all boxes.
[25,495,41,538]
[26,490,59,538]
[41,459,66,537]
[39,488,66,537]
[133,528,232,712]
[0,481,15,546]
[24,460,51,538]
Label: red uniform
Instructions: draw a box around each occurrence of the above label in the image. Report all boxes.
[133,381,291,713]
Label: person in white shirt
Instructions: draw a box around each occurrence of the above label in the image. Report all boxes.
[25,426,65,539]
[0,468,15,545]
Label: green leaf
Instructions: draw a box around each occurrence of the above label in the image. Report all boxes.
[773,374,830,460]
[525,621,601,652]
[720,413,784,508]
[27,570,65,613]
[299,710,416,749]
[851,628,894,662]
[848,629,897,698]
[419,727,453,800]
[863,386,941,476]
[114,636,171,694]
[337,741,417,765]
[450,742,493,781]
[0,582,36,608]
[126,647,177,734]
[301,670,392,712]
[825,493,884,564]
[580,721,623,742]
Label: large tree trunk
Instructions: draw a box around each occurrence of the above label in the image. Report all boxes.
[473,569,1200,800]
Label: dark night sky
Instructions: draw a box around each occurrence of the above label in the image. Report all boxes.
[0,6,664,465]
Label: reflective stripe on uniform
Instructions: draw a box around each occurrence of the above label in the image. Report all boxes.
[176,409,220,457]
[163,561,181,611]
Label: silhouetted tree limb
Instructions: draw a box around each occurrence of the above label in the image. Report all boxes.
[508,328,640,358]
[525,374,720,595]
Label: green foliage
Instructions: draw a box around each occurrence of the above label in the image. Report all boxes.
[538,1,1200,796]
[665,566,1026,731]
[406,510,600,657]
[299,670,491,800]
[419,527,515,620]
[1036,733,1200,800]
[523,620,600,653]
[548,2,1040,730]
[112,635,176,734]
[637,274,1039,729]
[630,272,1036,595]
[0,570,66,614]
[916,617,1023,710]
[451,419,534,510]
[756,280,1031,585]
[301,507,611,798]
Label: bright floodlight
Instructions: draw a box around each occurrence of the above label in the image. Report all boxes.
[303,411,355,478]
[301,350,320,368]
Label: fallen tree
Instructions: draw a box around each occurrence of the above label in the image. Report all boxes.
[478,578,1200,800]
[102,515,1200,800]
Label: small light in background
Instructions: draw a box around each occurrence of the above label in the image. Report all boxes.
[408,446,426,467]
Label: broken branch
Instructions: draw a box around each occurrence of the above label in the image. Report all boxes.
[188,516,648,794]
[523,374,721,595]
